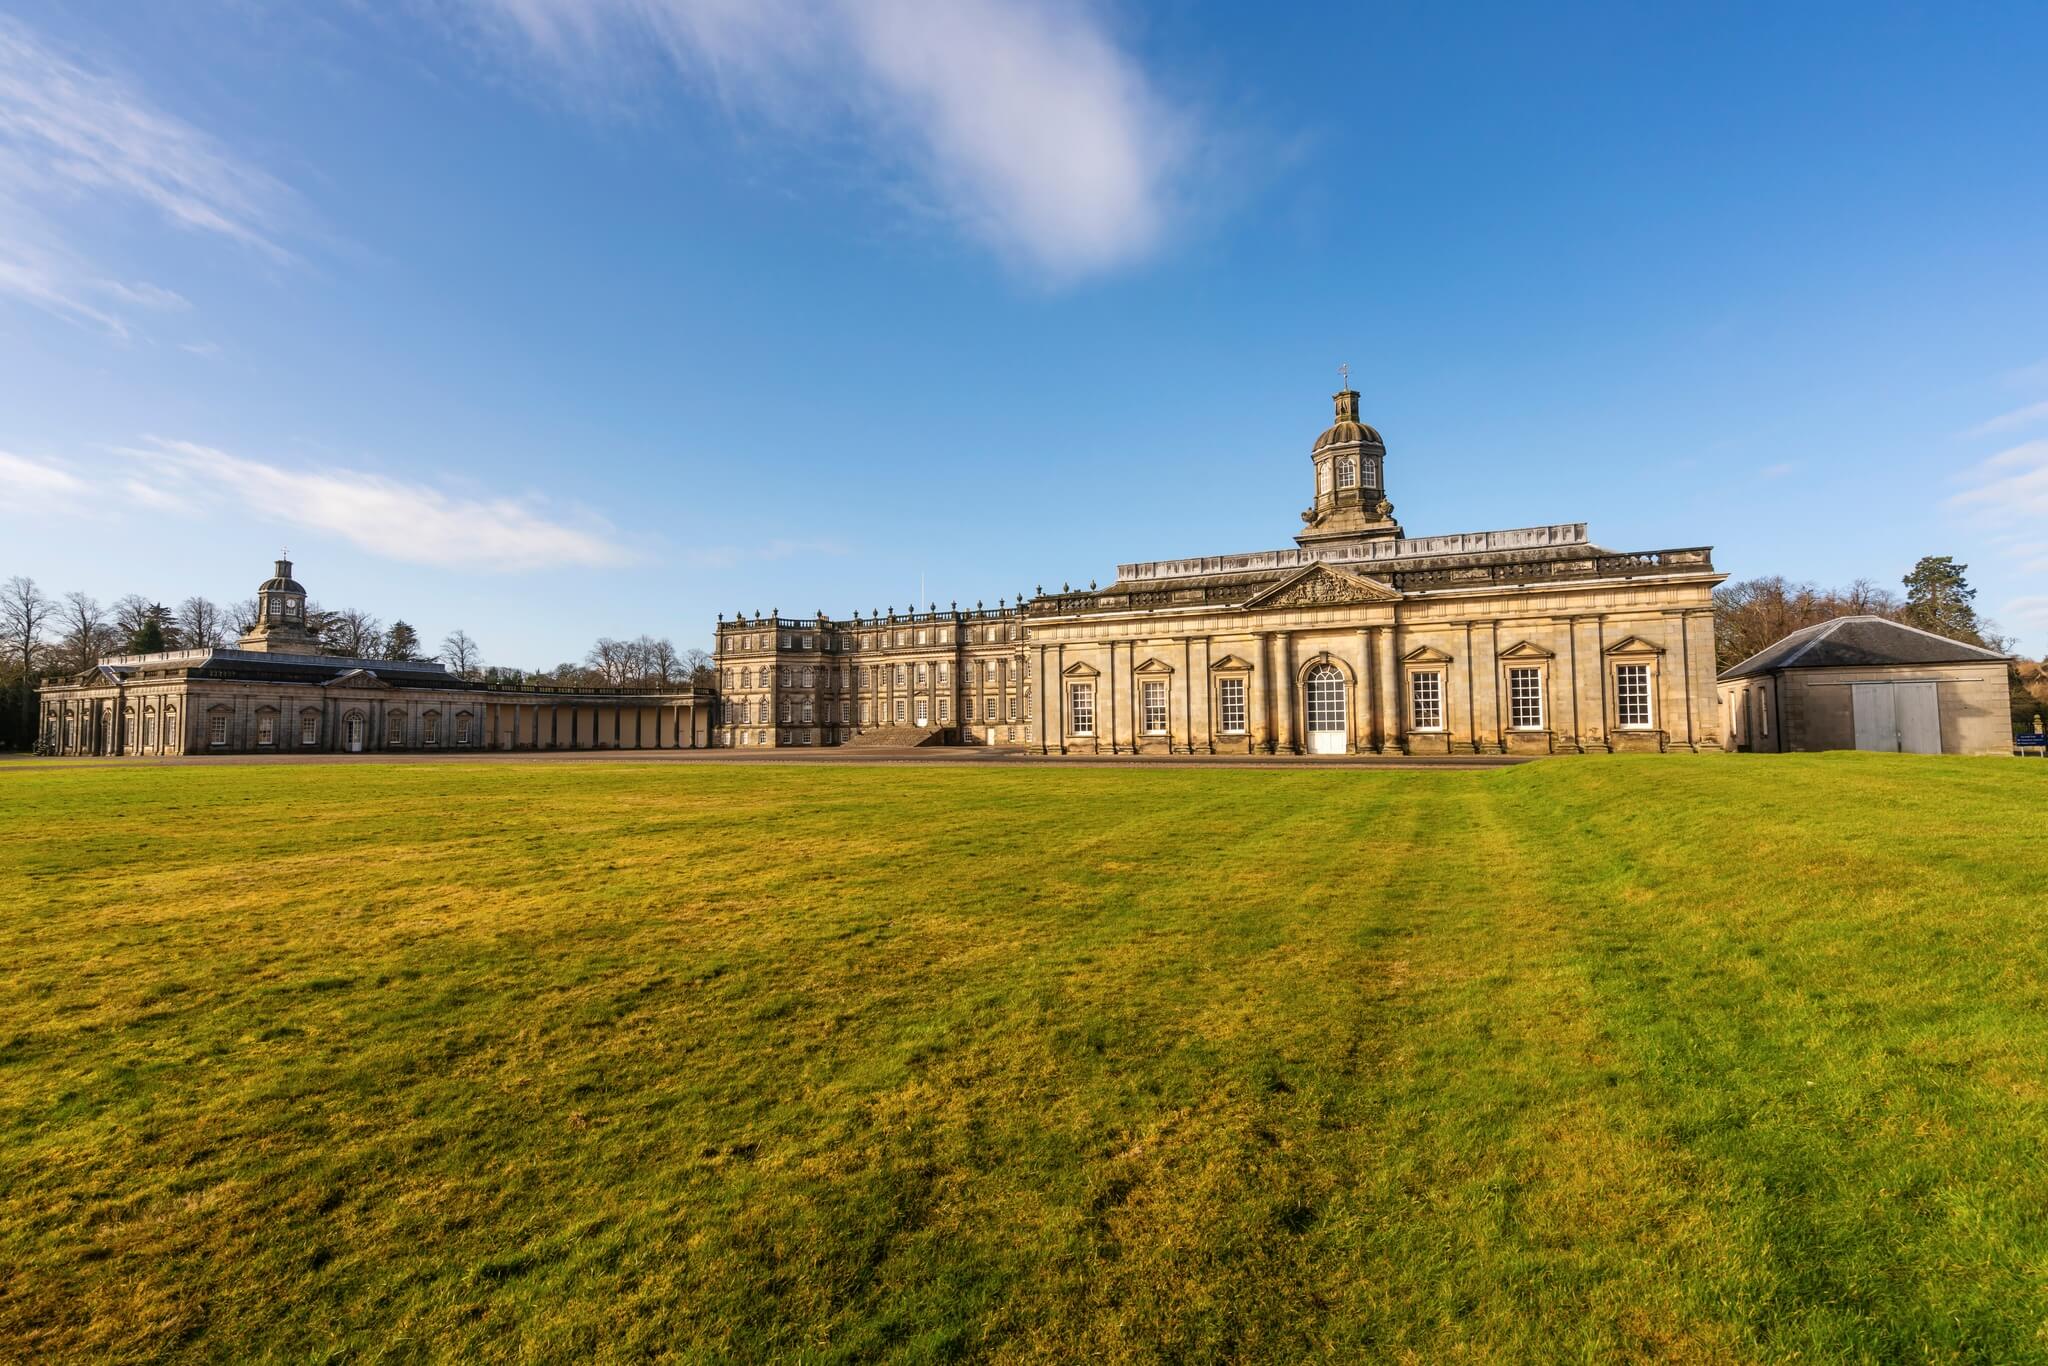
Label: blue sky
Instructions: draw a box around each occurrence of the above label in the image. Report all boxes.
[3,1,2045,665]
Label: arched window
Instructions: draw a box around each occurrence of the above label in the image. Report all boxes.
[1336,458,1356,489]
[1305,664,1347,754]
[741,667,751,688]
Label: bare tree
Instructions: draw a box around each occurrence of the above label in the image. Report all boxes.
[324,608,383,658]
[681,647,715,688]
[1,576,54,676]
[441,629,481,678]
[585,637,633,686]
[175,596,230,649]
[112,594,155,642]
[228,597,261,635]
[57,592,119,672]
[633,635,678,685]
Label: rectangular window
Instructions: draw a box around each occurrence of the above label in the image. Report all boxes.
[916,697,929,726]
[1509,667,1544,729]
[1069,682,1095,736]
[938,698,949,722]
[895,697,906,723]
[801,701,813,724]
[840,702,850,723]
[1008,696,1018,721]
[300,715,317,745]
[801,634,813,650]
[916,663,927,686]
[1142,679,1167,734]
[456,717,470,746]
[937,663,947,685]
[1615,663,1652,728]
[861,702,872,724]
[1409,671,1443,730]
[257,717,274,746]
[424,716,440,746]
[1218,677,1247,734]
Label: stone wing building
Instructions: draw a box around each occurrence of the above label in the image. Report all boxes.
[716,388,1726,755]
[37,559,713,756]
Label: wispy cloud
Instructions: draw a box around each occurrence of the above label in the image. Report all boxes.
[685,537,847,571]
[0,16,293,335]
[1950,440,2048,540]
[465,0,1194,279]
[119,438,635,572]
[1760,461,1797,479]
[2005,595,2048,640]
[0,447,87,498]
[1962,398,2048,439]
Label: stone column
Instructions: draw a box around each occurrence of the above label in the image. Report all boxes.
[1274,630,1297,755]
[1376,625,1398,754]
[1253,631,1273,753]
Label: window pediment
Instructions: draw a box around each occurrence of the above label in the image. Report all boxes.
[1403,644,1454,665]
[1061,661,1101,679]
[1207,654,1255,673]
[1132,656,1175,675]
[1498,640,1556,660]
[1604,635,1667,656]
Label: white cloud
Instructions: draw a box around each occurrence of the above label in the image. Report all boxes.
[1963,399,2048,439]
[0,447,86,498]
[1760,461,1797,479]
[0,16,293,335]
[0,19,289,256]
[467,0,1192,279]
[120,438,634,572]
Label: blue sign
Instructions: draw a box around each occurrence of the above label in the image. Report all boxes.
[2019,734,2047,746]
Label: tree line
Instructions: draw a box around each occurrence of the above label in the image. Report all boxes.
[1713,555,2046,728]
[0,575,713,749]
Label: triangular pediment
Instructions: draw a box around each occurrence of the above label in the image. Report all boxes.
[1208,654,1254,672]
[324,667,393,689]
[1060,661,1100,679]
[1132,656,1175,675]
[1499,640,1555,660]
[1403,644,1454,665]
[1604,634,1666,656]
[1244,562,1401,611]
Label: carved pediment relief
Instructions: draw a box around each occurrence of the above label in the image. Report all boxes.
[1604,634,1666,656]
[1244,563,1401,611]
[1403,644,1454,665]
[1498,640,1555,660]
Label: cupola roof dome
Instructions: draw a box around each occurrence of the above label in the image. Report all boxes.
[1313,389,1383,451]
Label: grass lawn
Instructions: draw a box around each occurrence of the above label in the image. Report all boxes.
[2,755,2045,1362]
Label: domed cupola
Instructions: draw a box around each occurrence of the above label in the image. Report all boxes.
[237,555,322,654]
[1297,381,1400,547]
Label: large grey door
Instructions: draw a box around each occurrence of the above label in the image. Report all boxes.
[1895,682,1940,754]
[1852,683,1897,752]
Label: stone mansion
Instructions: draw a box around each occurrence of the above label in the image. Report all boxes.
[714,387,1725,755]
[41,386,1725,759]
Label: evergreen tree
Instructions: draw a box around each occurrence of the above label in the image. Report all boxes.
[128,615,166,653]
[384,620,422,661]
[1899,556,1982,644]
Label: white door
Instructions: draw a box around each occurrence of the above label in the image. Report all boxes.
[1305,665,1347,755]
[1896,682,1941,754]
[346,716,364,753]
[1852,683,1897,752]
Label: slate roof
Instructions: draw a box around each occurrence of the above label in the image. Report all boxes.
[1719,615,2011,680]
